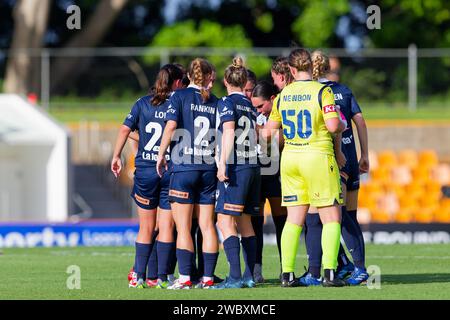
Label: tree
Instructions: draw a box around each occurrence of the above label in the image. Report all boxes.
[4,0,51,95]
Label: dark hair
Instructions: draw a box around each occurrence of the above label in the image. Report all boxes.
[252,81,278,101]
[151,64,183,106]
[246,69,257,86]
[188,58,213,102]
[173,63,190,87]
[224,56,247,88]
[271,56,294,85]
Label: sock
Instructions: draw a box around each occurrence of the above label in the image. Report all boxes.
[241,236,257,279]
[321,222,341,270]
[223,236,242,280]
[346,209,366,269]
[190,219,199,280]
[176,248,193,280]
[272,215,287,263]
[281,221,302,273]
[146,240,158,280]
[305,214,322,278]
[203,252,219,278]
[196,228,204,277]
[251,215,264,264]
[157,241,175,282]
[168,230,178,275]
[337,243,349,267]
[135,242,153,280]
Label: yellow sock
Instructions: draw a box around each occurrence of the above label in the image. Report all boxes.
[281,221,302,273]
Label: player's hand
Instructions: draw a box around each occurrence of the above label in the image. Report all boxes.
[156,155,168,177]
[359,155,370,174]
[217,163,228,182]
[336,150,347,169]
[111,156,122,178]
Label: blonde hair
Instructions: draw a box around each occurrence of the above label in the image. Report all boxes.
[271,56,294,85]
[224,56,247,88]
[188,58,213,102]
[311,50,330,80]
[288,48,312,73]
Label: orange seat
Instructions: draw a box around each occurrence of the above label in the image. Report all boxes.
[419,150,439,168]
[371,167,391,182]
[414,208,434,223]
[398,195,419,209]
[412,167,431,183]
[426,181,443,194]
[404,182,425,200]
[419,195,441,209]
[384,183,406,198]
[398,149,419,169]
[378,150,398,168]
[434,206,450,223]
[364,181,384,195]
[370,209,391,223]
[390,165,412,185]
[395,208,414,223]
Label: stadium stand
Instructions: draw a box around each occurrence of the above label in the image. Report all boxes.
[359,149,450,223]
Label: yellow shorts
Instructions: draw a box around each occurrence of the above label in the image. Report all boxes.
[280,151,343,207]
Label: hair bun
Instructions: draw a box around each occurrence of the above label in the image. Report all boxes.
[232,56,244,68]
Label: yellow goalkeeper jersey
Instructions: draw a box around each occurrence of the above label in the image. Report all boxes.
[269,80,338,155]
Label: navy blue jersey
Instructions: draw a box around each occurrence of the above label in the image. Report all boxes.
[123,95,171,168]
[165,86,218,172]
[217,92,259,170]
[320,80,362,162]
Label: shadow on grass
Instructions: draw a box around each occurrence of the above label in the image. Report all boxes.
[381,274,450,285]
[261,274,450,287]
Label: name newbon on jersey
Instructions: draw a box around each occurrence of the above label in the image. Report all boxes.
[283,94,312,102]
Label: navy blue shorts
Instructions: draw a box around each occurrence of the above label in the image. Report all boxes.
[169,170,217,205]
[131,167,170,210]
[340,160,360,191]
[260,173,282,200]
[216,166,261,216]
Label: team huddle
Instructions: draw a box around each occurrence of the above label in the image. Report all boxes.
[111,47,369,289]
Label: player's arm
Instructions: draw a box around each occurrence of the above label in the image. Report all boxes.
[352,112,369,173]
[156,120,177,177]
[128,131,139,142]
[333,133,346,169]
[322,87,346,134]
[218,121,235,182]
[111,125,132,178]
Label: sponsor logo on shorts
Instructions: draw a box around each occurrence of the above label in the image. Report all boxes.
[283,195,298,202]
[313,192,320,199]
[134,194,150,205]
[169,189,189,199]
[323,104,336,114]
[224,203,245,212]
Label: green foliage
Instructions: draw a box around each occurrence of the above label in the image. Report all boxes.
[143,19,272,97]
[292,0,350,48]
[340,67,386,101]
[255,12,274,33]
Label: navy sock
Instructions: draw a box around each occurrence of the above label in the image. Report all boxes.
[135,242,153,280]
[343,209,366,269]
[157,241,175,281]
[168,230,178,275]
[203,252,219,278]
[197,228,204,277]
[251,215,264,264]
[176,248,193,277]
[147,240,158,280]
[223,236,242,280]
[305,214,323,278]
[338,243,350,267]
[190,219,199,280]
[272,215,287,263]
[241,236,257,279]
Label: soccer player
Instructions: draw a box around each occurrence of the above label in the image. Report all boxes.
[156,58,219,290]
[111,64,184,288]
[251,80,287,283]
[213,57,260,289]
[244,69,257,99]
[264,48,347,287]
[307,50,369,285]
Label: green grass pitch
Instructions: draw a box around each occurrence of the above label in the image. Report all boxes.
[0,244,449,300]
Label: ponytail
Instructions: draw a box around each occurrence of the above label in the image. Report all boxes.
[188,58,213,102]
[224,56,247,88]
[151,64,183,106]
[311,50,330,81]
